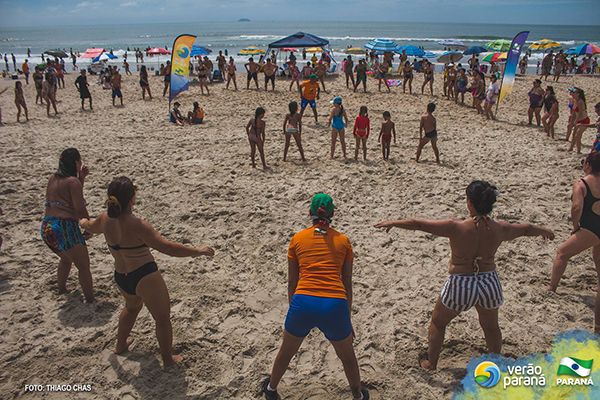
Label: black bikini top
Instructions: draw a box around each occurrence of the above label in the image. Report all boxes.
[108,243,148,251]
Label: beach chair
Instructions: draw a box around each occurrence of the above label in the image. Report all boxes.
[327,64,337,74]
[212,69,224,82]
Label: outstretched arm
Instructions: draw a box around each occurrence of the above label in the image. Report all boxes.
[498,221,554,241]
[138,219,215,257]
[374,218,459,238]
[79,213,105,234]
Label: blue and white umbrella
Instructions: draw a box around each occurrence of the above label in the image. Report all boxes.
[421,51,436,58]
[93,52,117,62]
[463,46,488,55]
[365,39,400,52]
[397,45,425,57]
[191,45,211,57]
[438,39,467,50]
[437,51,463,64]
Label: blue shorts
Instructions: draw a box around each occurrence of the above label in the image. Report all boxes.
[301,97,316,109]
[41,217,86,254]
[112,88,122,98]
[284,294,352,342]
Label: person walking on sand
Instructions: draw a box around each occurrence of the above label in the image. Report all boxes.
[123,59,131,75]
[246,107,269,169]
[14,81,28,122]
[541,50,554,81]
[327,97,348,159]
[374,181,554,370]
[299,74,320,124]
[568,88,591,154]
[484,74,500,121]
[541,86,559,139]
[41,149,97,303]
[245,57,259,90]
[289,61,302,92]
[226,57,238,90]
[548,151,600,333]
[197,61,210,95]
[22,59,30,84]
[263,193,370,400]
[378,111,396,160]
[111,68,124,106]
[162,61,171,97]
[353,106,370,161]
[416,103,440,163]
[527,79,544,126]
[377,60,391,93]
[139,65,152,100]
[402,61,413,94]
[282,101,306,162]
[74,69,92,110]
[43,72,58,116]
[80,176,214,369]
[34,67,44,104]
[314,62,327,92]
[217,51,226,77]
[354,59,367,93]
[264,59,277,92]
[344,55,355,89]
[421,61,434,95]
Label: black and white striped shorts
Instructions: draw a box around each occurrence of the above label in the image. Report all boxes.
[440,271,504,312]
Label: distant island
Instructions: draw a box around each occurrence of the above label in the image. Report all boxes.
[238,18,251,22]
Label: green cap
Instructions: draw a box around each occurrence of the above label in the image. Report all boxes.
[310,73,318,80]
[310,193,335,217]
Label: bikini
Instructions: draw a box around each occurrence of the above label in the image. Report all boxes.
[579,180,600,239]
[574,106,591,125]
[425,129,438,139]
[108,242,158,295]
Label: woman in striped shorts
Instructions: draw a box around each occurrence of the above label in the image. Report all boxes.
[374,181,554,370]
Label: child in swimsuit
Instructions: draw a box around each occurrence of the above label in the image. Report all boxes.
[245,107,269,169]
[541,86,559,138]
[416,103,440,164]
[327,97,348,159]
[14,81,28,123]
[378,111,396,160]
[353,106,370,161]
[282,101,306,162]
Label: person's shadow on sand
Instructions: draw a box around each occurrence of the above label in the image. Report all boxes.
[57,294,117,328]
[108,351,190,399]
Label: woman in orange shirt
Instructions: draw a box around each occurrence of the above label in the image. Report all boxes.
[263,194,369,400]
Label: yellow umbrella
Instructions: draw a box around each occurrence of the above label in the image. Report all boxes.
[305,47,323,53]
[237,46,266,56]
[346,47,365,54]
[529,39,561,52]
[499,52,508,61]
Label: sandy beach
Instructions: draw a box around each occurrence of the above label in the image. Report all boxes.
[0,69,599,399]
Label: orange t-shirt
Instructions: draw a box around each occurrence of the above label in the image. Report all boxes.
[22,63,29,74]
[301,80,319,100]
[287,225,353,299]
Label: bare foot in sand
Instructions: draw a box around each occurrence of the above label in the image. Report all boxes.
[114,337,134,355]
[420,359,435,371]
[163,354,183,370]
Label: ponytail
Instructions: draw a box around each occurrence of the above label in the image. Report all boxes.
[106,176,135,218]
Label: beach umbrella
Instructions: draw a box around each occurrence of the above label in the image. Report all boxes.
[191,45,211,57]
[93,52,117,62]
[147,47,171,55]
[482,52,501,63]
[346,47,365,54]
[529,39,562,52]
[365,39,400,52]
[485,39,512,51]
[305,47,324,53]
[437,51,463,64]
[463,46,488,55]
[44,49,68,58]
[397,45,425,57]
[565,43,600,56]
[282,47,298,52]
[421,51,436,58]
[237,46,265,56]
[438,39,467,50]
[498,52,508,61]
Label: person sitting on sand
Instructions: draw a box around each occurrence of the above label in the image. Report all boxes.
[378,111,396,160]
[187,101,204,124]
[548,151,600,333]
[541,86,559,139]
[80,176,214,369]
[226,57,238,90]
[246,107,269,169]
[170,101,185,126]
[327,97,348,159]
[353,106,370,161]
[527,79,544,126]
[374,181,554,370]
[245,57,259,90]
[282,101,306,162]
[41,148,96,303]
[263,193,370,400]
[14,81,28,123]
[299,74,320,124]
[74,70,92,110]
[416,103,440,163]
[568,88,591,154]
[139,65,152,100]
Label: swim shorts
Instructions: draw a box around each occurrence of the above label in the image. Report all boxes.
[265,74,275,84]
[440,271,504,312]
[114,261,158,295]
[285,294,352,342]
[301,97,316,109]
[41,217,86,254]
[425,129,438,139]
[247,72,257,81]
[112,88,122,98]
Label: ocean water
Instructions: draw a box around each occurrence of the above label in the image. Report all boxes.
[1,21,598,71]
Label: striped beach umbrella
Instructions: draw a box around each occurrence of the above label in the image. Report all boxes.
[93,52,118,62]
[237,46,265,56]
[565,43,600,56]
[482,52,501,63]
[529,39,561,52]
[397,45,425,57]
[365,39,400,52]
[485,39,512,52]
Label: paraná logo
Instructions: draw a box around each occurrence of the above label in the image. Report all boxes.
[475,361,501,388]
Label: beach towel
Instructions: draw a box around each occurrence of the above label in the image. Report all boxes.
[386,79,402,87]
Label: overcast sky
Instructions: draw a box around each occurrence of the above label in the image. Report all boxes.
[1,0,599,27]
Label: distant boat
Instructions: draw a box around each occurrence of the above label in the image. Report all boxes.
[238,18,251,22]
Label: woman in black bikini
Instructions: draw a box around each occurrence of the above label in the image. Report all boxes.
[197,62,210,95]
[402,61,413,94]
[245,107,269,169]
[14,81,28,122]
[225,57,238,90]
[80,176,214,369]
[549,151,600,334]
[139,65,152,100]
[33,67,44,104]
